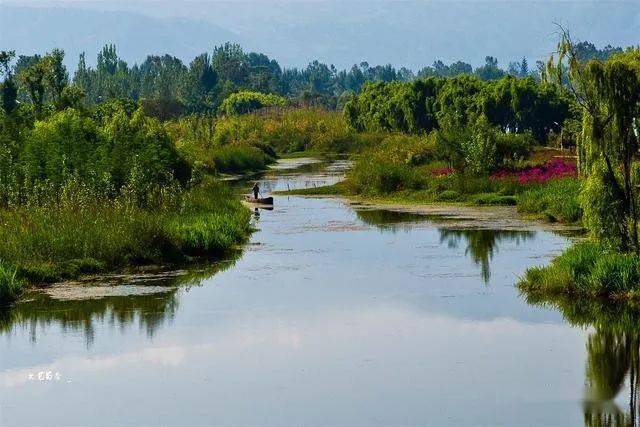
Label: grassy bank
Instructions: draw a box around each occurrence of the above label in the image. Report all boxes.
[519,242,640,299]
[280,135,582,223]
[0,180,251,306]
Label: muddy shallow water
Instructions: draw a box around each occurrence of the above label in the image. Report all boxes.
[0,159,635,426]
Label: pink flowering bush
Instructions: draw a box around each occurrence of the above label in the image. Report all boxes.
[490,159,577,184]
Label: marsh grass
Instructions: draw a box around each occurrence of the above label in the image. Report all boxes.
[471,193,517,206]
[0,179,251,304]
[210,144,271,174]
[517,178,582,222]
[0,262,25,306]
[274,182,347,196]
[519,242,640,298]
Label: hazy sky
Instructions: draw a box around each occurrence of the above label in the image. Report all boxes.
[2,0,638,70]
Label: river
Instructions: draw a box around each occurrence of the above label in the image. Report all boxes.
[1,158,637,426]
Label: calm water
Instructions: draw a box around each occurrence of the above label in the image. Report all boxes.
[0,159,636,426]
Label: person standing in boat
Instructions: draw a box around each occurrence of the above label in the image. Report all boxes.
[252,182,260,200]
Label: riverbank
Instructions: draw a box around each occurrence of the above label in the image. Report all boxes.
[277,174,582,224]
[0,180,252,307]
[518,241,640,301]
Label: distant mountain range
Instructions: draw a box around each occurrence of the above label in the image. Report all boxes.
[1,1,638,72]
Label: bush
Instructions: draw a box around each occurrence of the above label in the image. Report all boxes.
[219,91,286,116]
[13,107,189,206]
[211,144,270,174]
[348,135,431,194]
[495,132,534,164]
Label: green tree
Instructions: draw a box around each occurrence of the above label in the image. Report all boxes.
[212,43,248,87]
[552,33,640,252]
[181,53,217,108]
[0,51,18,114]
[43,49,69,107]
[474,56,505,81]
[18,58,47,115]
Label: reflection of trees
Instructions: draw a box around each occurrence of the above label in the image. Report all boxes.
[0,255,240,347]
[584,330,638,427]
[523,293,640,426]
[356,209,536,282]
[439,229,534,282]
[0,289,180,347]
[355,209,430,229]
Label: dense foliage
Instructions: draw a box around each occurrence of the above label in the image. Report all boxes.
[520,35,640,299]
[6,41,619,118]
[0,50,260,306]
[219,91,286,115]
[344,75,572,144]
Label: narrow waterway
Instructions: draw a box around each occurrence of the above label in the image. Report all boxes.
[0,159,635,426]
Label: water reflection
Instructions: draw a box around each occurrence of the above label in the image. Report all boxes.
[0,256,239,346]
[439,229,535,282]
[355,209,432,231]
[356,209,535,282]
[524,293,640,426]
[0,289,179,346]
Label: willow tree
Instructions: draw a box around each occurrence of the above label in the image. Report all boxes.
[550,33,640,253]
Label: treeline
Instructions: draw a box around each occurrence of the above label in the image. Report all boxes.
[344,75,572,140]
[343,74,574,176]
[4,41,620,117]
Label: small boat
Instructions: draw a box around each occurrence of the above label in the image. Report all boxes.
[244,195,274,205]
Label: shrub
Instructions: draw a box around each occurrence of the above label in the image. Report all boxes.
[219,91,286,116]
[173,108,362,156]
[211,144,270,174]
[495,132,534,164]
[348,135,431,194]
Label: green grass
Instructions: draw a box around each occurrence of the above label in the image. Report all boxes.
[519,241,640,298]
[275,182,347,196]
[517,178,582,223]
[211,144,272,174]
[471,193,517,206]
[340,134,583,222]
[0,179,251,304]
[0,262,25,307]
